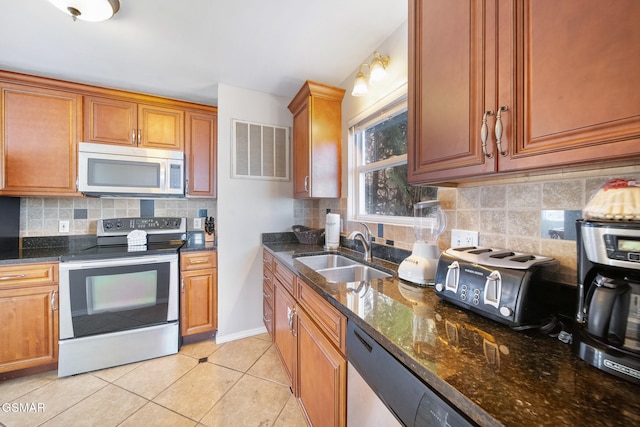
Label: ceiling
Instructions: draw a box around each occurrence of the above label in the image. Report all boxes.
[0,0,408,105]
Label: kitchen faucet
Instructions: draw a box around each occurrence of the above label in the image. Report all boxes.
[348,222,372,262]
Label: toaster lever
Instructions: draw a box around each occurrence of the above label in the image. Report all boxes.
[484,270,502,309]
[444,261,460,293]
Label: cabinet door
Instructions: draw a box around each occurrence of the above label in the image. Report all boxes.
[180,268,217,336]
[292,102,311,198]
[185,111,217,198]
[273,282,297,390]
[497,0,640,172]
[1,84,80,196]
[84,96,137,146]
[408,0,497,184]
[138,104,184,150]
[297,307,346,427]
[0,285,59,373]
[309,95,342,198]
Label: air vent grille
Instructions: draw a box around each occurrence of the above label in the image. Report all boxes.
[232,119,289,181]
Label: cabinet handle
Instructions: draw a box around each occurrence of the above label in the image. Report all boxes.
[132,129,136,144]
[137,129,142,144]
[0,274,26,281]
[494,105,509,157]
[51,290,58,311]
[291,309,297,337]
[181,277,185,293]
[185,178,189,194]
[190,259,209,264]
[481,110,494,158]
[304,176,309,193]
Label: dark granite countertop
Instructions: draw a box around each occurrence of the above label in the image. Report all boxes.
[263,240,640,427]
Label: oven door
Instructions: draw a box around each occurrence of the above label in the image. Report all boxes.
[59,254,178,340]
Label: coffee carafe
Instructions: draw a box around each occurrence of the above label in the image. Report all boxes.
[574,219,640,384]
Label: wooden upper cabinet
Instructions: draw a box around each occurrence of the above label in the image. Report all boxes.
[408,0,640,185]
[498,0,640,172]
[408,0,497,184]
[0,83,81,196]
[84,95,185,150]
[288,81,345,199]
[185,110,217,198]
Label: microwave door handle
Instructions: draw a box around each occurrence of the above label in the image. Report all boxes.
[159,161,167,191]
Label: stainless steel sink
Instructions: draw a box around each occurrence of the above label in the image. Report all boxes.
[295,254,358,270]
[317,265,392,283]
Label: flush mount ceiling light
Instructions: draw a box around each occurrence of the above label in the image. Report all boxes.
[47,0,120,22]
[351,51,390,97]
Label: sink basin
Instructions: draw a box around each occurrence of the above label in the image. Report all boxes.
[295,254,358,270]
[317,265,392,283]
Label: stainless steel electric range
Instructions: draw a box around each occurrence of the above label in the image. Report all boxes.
[58,217,186,377]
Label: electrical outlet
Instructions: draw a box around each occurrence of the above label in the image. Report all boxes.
[193,218,203,230]
[59,220,70,233]
[451,229,479,247]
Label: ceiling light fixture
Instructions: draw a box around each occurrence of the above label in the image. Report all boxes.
[351,51,390,97]
[47,0,120,22]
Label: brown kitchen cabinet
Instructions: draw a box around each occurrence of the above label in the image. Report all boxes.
[266,251,347,426]
[296,279,347,427]
[185,110,217,198]
[288,81,345,199]
[262,249,275,339]
[408,0,640,185]
[180,251,217,338]
[84,95,185,150]
[0,262,59,375]
[0,82,81,196]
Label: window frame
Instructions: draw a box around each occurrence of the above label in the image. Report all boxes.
[348,86,417,226]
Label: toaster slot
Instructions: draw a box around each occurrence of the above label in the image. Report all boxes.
[483,270,501,309]
[489,252,514,259]
[510,255,536,263]
[469,249,493,255]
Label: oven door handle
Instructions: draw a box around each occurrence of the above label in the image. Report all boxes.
[61,255,173,270]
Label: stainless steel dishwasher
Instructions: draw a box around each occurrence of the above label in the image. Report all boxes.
[347,321,475,427]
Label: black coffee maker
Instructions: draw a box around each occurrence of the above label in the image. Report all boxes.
[575,219,640,384]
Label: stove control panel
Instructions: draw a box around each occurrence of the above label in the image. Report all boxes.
[98,217,186,236]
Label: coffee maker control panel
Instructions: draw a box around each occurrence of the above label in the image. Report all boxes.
[603,234,640,263]
[582,222,640,269]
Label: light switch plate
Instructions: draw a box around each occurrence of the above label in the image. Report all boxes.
[59,220,70,233]
[451,229,479,247]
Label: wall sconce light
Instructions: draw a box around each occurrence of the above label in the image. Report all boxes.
[351,51,390,97]
[47,0,120,22]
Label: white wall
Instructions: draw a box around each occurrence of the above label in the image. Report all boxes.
[216,84,294,342]
[339,20,409,198]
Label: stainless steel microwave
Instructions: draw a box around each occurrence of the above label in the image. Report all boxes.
[78,142,184,197]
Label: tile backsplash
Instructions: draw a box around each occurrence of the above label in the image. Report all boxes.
[20,197,217,236]
[295,166,640,286]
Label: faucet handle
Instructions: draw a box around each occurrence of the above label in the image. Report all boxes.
[359,222,372,241]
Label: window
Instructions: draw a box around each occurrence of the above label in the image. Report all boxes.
[350,95,436,223]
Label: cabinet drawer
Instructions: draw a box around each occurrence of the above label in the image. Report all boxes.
[181,251,216,270]
[274,259,296,297]
[263,297,274,339]
[263,249,274,271]
[298,279,346,354]
[0,263,58,289]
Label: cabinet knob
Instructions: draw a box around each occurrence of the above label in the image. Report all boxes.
[494,105,509,157]
[481,110,494,158]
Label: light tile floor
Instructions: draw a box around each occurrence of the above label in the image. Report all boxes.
[0,334,308,427]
